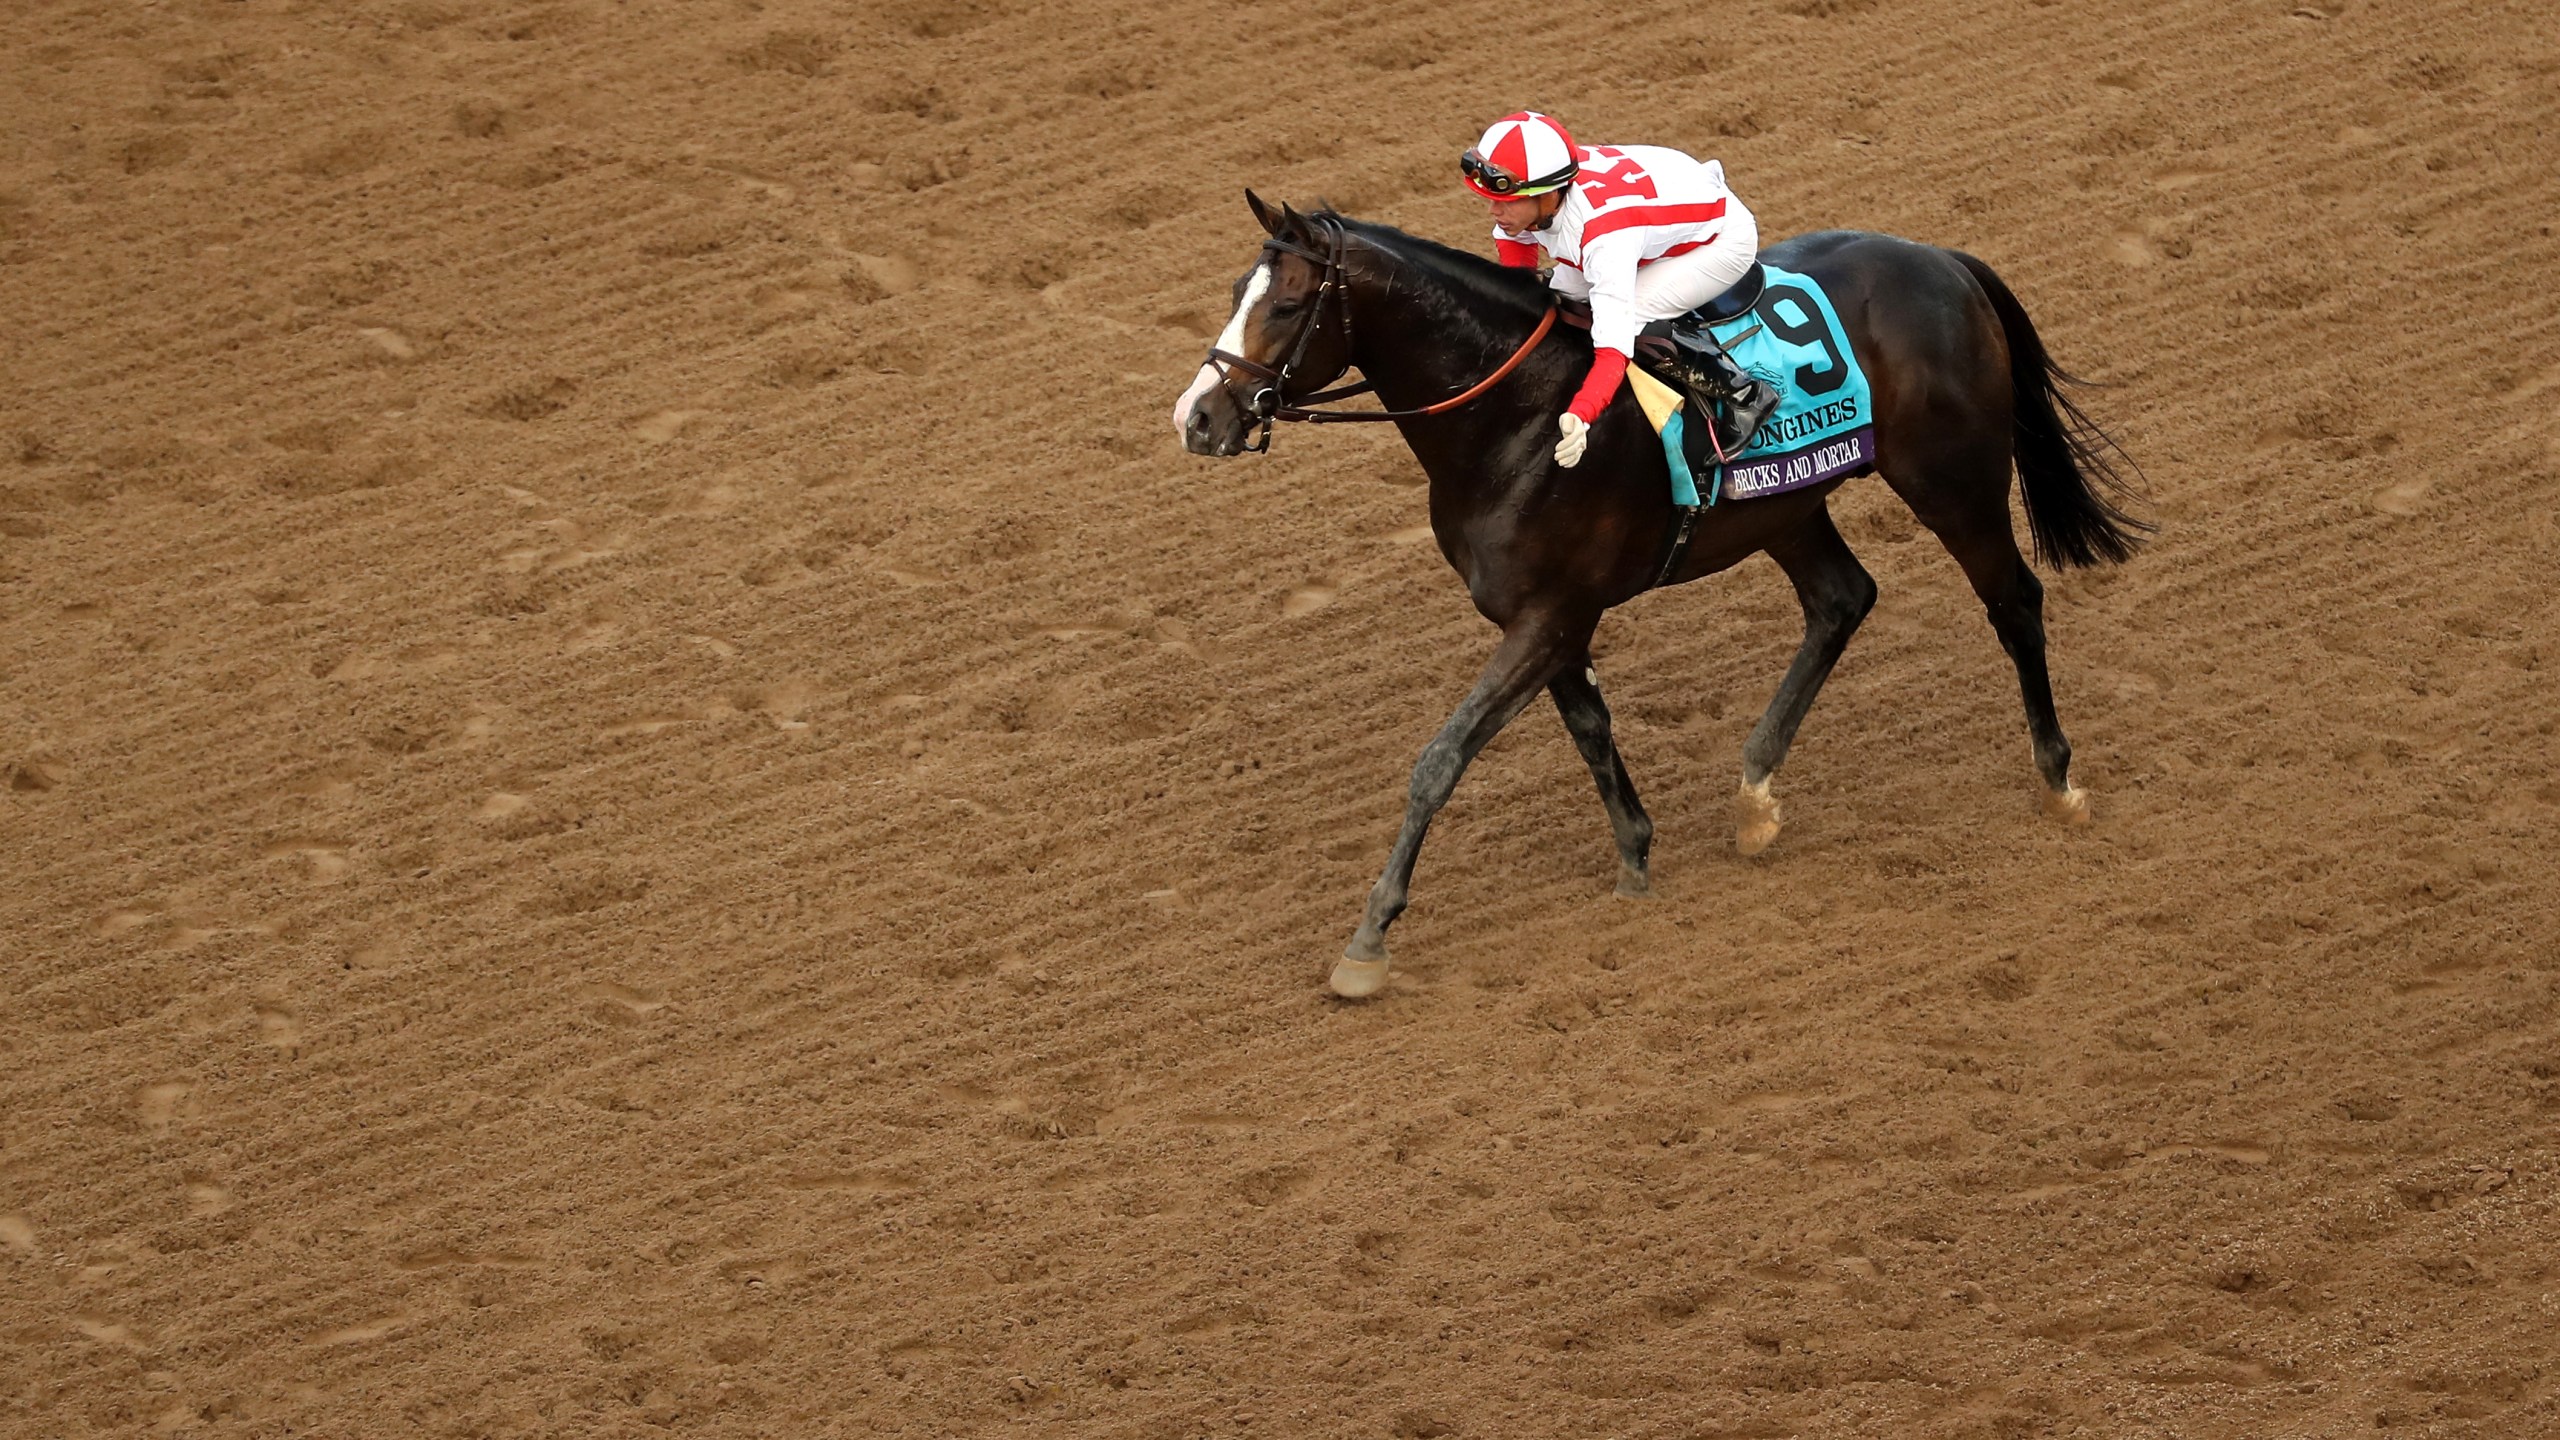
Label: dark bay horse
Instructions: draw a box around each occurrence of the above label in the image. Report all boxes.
[1174,193,2145,998]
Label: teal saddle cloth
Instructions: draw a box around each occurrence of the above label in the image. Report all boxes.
[1641,264,1877,505]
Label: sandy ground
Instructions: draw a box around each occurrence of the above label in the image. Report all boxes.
[5,0,2559,1435]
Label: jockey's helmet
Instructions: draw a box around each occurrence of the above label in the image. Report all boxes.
[1460,112,1579,199]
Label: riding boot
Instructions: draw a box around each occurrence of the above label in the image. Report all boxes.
[1717,370,1781,455]
[1670,324,1780,454]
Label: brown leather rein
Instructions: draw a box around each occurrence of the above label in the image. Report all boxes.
[1202,218,1559,452]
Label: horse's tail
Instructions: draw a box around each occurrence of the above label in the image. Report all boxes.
[1948,249,2152,569]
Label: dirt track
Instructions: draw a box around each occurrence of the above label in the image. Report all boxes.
[6,0,2559,1435]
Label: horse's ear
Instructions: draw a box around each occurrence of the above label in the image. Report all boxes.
[1245,189,1285,237]
[1278,202,1308,239]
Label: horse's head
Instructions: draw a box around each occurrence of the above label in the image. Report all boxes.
[1172,191,1358,456]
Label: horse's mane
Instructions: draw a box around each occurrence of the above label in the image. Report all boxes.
[1310,207,1556,325]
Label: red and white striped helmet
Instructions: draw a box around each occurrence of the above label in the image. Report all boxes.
[1460,111,1579,199]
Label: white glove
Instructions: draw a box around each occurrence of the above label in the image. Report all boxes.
[1554,412,1588,468]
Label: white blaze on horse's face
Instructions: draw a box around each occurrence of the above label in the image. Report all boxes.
[1172,260,1273,439]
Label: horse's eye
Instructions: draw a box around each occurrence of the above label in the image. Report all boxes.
[1268,301,1304,319]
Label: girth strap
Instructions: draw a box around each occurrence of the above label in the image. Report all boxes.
[1647,505,1702,591]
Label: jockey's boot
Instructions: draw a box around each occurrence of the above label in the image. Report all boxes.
[1717,372,1781,456]
[1673,327,1779,454]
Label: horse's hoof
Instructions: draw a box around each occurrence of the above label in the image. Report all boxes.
[1615,864,1652,898]
[1735,780,1783,857]
[2041,785,2092,827]
[1329,956,1392,999]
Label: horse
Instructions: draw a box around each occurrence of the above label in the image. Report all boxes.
[1173,192,2147,999]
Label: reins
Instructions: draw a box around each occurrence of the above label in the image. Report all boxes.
[1284,308,1558,425]
[1202,216,1558,451]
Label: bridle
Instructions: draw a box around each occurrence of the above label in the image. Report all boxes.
[1201,215,1560,453]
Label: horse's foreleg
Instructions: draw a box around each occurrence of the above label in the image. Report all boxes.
[1548,660,1654,897]
[1737,508,1877,855]
[1334,616,1585,998]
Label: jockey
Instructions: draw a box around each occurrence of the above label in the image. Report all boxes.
[1462,110,1778,469]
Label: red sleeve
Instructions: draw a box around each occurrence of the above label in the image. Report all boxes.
[1566,348,1630,424]
[1496,238,1543,269]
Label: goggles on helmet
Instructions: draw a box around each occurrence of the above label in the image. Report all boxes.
[1461,148,1575,198]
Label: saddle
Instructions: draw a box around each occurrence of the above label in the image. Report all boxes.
[1680,259,1767,323]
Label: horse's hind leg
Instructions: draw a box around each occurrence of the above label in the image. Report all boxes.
[1734,507,1878,855]
[1336,613,1587,998]
[1890,460,2087,824]
[1549,660,1654,896]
